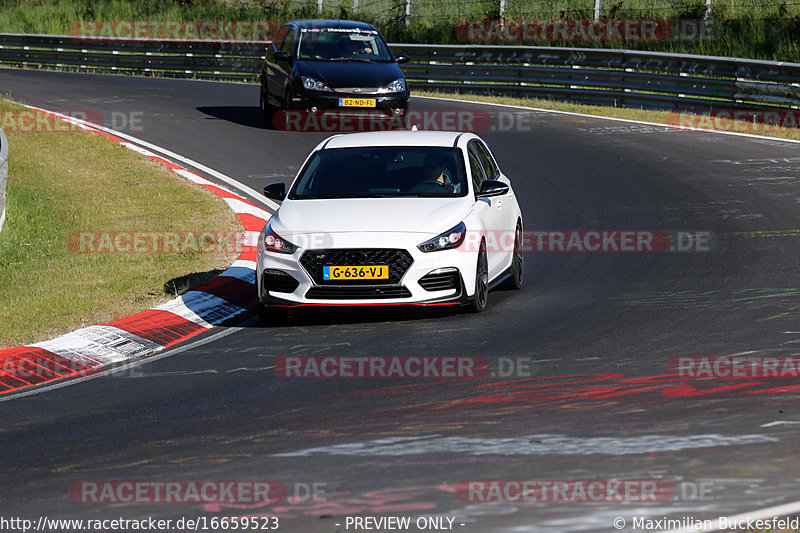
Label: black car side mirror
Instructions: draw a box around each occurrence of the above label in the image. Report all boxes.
[274,50,292,62]
[477,180,509,198]
[395,54,410,64]
[263,182,286,201]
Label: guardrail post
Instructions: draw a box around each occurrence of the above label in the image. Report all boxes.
[0,127,8,235]
[594,0,601,21]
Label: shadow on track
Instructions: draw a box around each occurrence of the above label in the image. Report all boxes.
[164,269,228,296]
[197,105,276,130]
[197,105,411,133]
[252,304,464,328]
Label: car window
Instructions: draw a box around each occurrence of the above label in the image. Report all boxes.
[279,26,295,55]
[468,142,488,193]
[289,146,467,199]
[475,141,499,180]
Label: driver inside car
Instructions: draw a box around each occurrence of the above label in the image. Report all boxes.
[421,153,458,194]
[345,36,373,56]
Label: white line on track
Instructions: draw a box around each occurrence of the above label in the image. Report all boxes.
[761,420,800,427]
[413,95,800,145]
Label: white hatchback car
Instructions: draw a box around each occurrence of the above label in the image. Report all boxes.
[256,130,523,319]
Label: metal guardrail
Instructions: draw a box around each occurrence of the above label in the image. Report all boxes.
[0,33,266,80]
[392,43,800,110]
[0,127,8,235]
[1,33,799,111]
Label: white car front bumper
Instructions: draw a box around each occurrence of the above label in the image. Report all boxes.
[256,231,478,307]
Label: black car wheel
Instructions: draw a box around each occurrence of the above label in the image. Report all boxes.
[501,220,524,290]
[257,303,270,324]
[469,241,489,313]
[259,77,273,118]
[270,88,294,129]
[283,87,293,110]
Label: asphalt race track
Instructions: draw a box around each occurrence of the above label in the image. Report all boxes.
[2,69,800,532]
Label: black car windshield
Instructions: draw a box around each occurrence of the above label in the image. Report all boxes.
[296,27,393,61]
[289,147,468,199]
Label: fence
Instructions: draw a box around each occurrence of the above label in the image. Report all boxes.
[273,0,791,25]
[1,33,799,112]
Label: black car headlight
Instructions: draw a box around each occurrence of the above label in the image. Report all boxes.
[301,76,331,92]
[417,222,466,252]
[262,224,298,254]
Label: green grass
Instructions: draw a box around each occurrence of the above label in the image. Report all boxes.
[0,97,241,347]
[0,0,266,35]
[0,0,799,62]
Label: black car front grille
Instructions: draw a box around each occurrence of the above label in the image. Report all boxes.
[262,269,300,294]
[418,270,460,292]
[300,248,413,285]
[305,286,412,300]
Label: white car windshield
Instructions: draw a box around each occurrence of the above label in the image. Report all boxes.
[289,146,468,199]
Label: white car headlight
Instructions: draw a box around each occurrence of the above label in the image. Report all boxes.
[302,76,331,92]
[417,222,466,253]
[387,78,405,92]
[262,224,298,254]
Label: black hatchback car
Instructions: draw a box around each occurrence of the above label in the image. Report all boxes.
[259,20,410,117]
